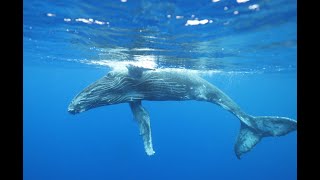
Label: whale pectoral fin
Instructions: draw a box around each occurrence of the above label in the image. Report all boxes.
[129,101,155,156]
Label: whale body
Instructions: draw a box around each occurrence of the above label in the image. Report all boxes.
[68,66,297,159]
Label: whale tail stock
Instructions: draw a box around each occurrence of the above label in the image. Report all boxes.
[235,115,297,159]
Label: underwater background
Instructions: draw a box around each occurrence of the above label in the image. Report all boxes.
[23,0,297,180]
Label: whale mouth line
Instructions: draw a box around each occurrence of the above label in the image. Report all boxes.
[67,108,76,115]
[67,105,80,115]
[68,105,87,115]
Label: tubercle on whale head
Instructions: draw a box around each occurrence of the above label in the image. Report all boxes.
[67,106,76,114]
[67,93,91,115]
[67,81,105,115]
[67,71,129,115]
[67,82,113,115]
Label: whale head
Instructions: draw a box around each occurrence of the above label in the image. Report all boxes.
[68,71,130,114]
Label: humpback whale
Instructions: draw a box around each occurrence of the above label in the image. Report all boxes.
[68,66,297,159]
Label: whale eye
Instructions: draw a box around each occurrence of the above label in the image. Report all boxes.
[107,72,114,78]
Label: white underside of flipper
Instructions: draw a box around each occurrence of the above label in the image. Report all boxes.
[129,101,155,156]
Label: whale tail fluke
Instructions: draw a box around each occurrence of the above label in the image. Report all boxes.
[235,116,297,159]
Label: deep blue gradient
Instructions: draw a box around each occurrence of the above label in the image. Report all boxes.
[24,0,296,180]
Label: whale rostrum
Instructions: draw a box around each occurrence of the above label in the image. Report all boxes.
[68,66,297,159]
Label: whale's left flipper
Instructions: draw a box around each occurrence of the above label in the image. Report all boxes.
[129,101,155,156]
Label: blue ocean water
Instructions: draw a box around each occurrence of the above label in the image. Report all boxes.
[23,0,297,180]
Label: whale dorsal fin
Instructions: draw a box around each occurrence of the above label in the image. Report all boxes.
[126,64,154,79]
